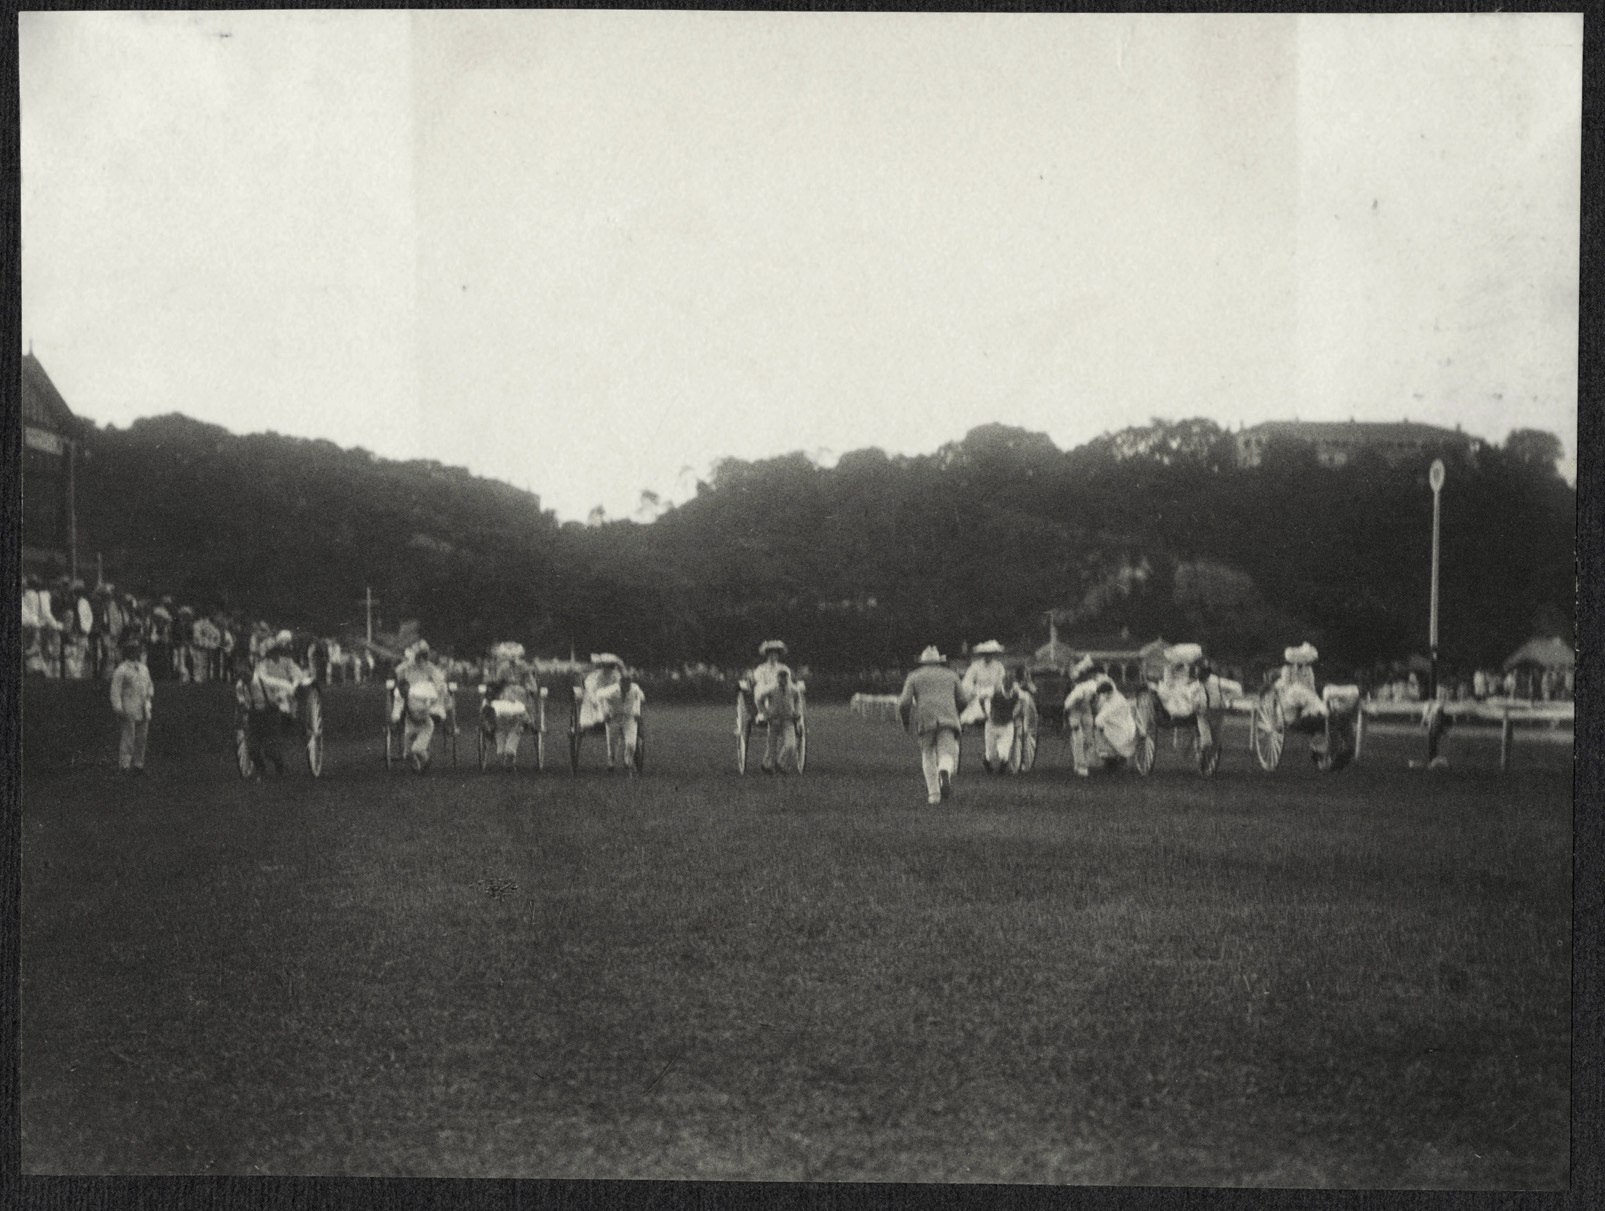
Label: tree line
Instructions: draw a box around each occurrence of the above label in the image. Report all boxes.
[77,414,1573,676]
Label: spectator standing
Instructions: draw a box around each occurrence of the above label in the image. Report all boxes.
[174,606,197,682]
[192,613,221,683]
[62,581,92,679]
[110,637,155,774]
[220,619,238,681]
[36,578,65,677]
[147,600,173,680]
[22,574,47,675]
[897,646,971,805]
[93,585,122,679]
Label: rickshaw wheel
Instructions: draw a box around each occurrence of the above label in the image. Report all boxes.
[1132,733,1156,776]
[735,693,751,774]
[1132,693,1157,775]
[302,687,324,778]
[1252,691,1286,771]
[236,720,257,779]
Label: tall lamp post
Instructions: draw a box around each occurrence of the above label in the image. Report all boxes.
[1428,458,1445,699]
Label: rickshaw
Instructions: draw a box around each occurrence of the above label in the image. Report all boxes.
[1131,643,1241,777]
[1250,643,1360,773]
[235,669,324,779]
[569,655,646,775]
[477,680,548,771]
[736,642,808,774]
[384,672,459,770]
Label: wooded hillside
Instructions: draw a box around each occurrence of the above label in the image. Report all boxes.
[77,415,1573,673]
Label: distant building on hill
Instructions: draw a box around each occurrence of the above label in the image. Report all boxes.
[1233,420,1482,470]
[21,350,85,580]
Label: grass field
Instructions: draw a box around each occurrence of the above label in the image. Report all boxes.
[20,680,1571,1186]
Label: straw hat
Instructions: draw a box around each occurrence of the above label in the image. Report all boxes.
[591,652,622,668]
[1284,642,1319,665]
[759,640,788,656]
[973,639,1005,655]
[1166,643,1204,665]
[274,629,294,648]
[918,645,946,665]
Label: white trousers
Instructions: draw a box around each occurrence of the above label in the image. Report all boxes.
[984,719,1016,768]
[118,716,149,770]
[918,729,960,802]
[763,720,798,771]
[606,717,639,766]
[404,714,437,758]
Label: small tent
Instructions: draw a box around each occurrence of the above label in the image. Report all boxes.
[1502,636,1573,700]
[1502,636,1574,672]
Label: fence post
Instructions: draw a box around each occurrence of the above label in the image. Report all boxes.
[1500,710,1513,772]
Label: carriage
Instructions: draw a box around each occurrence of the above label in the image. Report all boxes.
[234,671,324,779]
[956,687,1040,774]
[1130,644,1239,777]
[1062,671,1155,776]
[384,673,459,770]
[568,655,646,775]
[735,642,808,774]
[1249,644,1361,773]
[955,644,1040,775]
[477,681,548,771]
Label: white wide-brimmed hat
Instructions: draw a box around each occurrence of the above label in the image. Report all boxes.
[1166,643,1204,665]
[1284,642,1319,665]
[1070,654,1095,678]
[274,629,294,648]
[918,645,946,665]
[492,641,526,663]
[590,652,623,668]
[973,639,1005,655]
[759,640,788,656]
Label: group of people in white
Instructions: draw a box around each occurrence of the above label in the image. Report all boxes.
[894,638,1344,803]
[100,609,1358,791]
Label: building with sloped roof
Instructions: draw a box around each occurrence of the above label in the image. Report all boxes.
[21,351,85,579]
[1234,420,1481,470]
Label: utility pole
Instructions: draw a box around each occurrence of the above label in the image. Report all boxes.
[1428,459,1445,700]
[66,441,78,583]
[365,586,375,647]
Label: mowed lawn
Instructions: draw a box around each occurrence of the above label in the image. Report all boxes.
[21,680,1571,1186]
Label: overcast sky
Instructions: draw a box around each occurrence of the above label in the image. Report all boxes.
[21,11,1581,521]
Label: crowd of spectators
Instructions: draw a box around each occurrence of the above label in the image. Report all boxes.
[20,573,376,687]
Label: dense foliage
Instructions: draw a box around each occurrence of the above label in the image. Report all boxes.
[78,415,1573,673]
